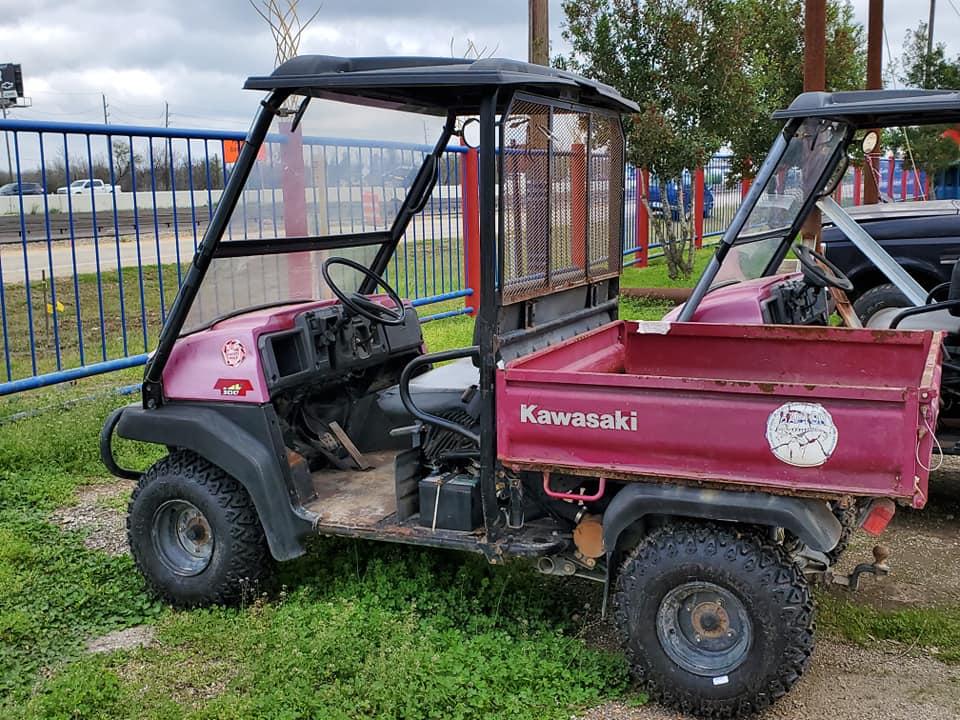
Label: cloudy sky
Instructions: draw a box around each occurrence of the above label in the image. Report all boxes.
[1,0,958,140]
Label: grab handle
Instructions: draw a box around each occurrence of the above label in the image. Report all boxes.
[399,346,480,446]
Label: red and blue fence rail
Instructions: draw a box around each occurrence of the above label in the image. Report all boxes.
[0,116,939,395]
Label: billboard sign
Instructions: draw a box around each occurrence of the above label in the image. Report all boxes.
[0,64,23,102]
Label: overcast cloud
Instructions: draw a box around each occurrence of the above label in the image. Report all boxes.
[1,1,958,139]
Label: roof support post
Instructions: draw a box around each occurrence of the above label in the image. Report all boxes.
[477,89,502,539]
[141,92,287,407]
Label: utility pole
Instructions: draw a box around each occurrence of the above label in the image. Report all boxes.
[101,93,109,125]
[802,0,826,247]
[927,0,937,72]
[163,101,170,190]
[864,0,883,205]
[1,104,11,181]
[528,0,549,66]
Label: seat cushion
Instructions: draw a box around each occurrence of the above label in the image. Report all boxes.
[376,356,479,424]
[885,308,960,333]
[408,356,479,391]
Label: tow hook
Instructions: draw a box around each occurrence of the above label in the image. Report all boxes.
[831,544,891,591]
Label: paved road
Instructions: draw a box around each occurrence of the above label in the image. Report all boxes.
[0,234,197,284]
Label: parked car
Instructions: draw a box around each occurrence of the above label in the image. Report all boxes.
[821,200,960,308]
[56,179,118,195]
[0,181,45,196]
[647,179,715,220]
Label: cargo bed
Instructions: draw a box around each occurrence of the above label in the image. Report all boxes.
[496,321,942,507]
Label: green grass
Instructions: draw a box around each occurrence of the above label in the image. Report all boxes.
[621,248,713,290]
[816,593,960,664]
[2,243,956,717]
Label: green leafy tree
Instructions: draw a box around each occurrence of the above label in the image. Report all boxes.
[887,22,960,198]
[728,0,865,182]
[560,0,864,278]
[560,0,755,278]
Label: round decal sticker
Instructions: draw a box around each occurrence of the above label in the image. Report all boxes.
[765,402,838,468]
[221,339,246,368]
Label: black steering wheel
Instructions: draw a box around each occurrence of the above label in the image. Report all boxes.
[321,257,406,326]
[792,243,854,292]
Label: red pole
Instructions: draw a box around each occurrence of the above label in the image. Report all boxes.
[693,167,705,249]
[571,143,587,268]
[741,177,752,200]
[900,163,908,201]
[635,168,649,267]
[853,166,862,205]
[887,156,895,200]
[461,148,481,315]
[926,173,933,200]
[280,122,311,297]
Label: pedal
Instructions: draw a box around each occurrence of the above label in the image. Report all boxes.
[329,421,374,470]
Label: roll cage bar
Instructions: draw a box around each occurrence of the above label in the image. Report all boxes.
[140,55,639,406]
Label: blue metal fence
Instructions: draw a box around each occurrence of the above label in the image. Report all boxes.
[0,114,942,396]
[0,118,471,394]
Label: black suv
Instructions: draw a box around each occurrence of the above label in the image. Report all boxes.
[822,200,960,322]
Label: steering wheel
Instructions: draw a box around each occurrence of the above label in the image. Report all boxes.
[321,257,406,326]
[792,243,854,292]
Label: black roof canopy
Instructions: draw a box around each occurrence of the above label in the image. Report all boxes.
[244,55,641,115]
[773,89,960,127]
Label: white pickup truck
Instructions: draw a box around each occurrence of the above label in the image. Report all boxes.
[56,179,119,195]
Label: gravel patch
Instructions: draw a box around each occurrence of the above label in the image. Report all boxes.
[50,480,134,556]
[578,641,960,720]
[87,625,156,654]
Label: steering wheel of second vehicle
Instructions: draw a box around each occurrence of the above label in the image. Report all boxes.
[321,256,406,326]
[792,243,854,292]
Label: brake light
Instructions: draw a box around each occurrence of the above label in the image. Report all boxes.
[860,499,896,536]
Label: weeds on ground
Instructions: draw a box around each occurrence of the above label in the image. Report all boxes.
[816,592,960,664]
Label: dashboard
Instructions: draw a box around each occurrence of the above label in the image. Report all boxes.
[257,304,423,391]
[762,278,831,325]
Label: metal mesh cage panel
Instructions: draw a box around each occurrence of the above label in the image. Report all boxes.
[500,97,624,304]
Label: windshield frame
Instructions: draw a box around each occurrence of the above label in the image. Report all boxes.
[679,117,855,319]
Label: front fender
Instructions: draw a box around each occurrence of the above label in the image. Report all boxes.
[106,402,314,561]
[603,482,843,555]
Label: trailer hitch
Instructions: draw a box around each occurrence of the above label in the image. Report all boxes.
[798,543,891,591]
[831,544,891,592]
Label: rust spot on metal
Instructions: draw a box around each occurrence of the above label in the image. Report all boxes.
[756,382,776,393]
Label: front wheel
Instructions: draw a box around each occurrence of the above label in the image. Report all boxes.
[614,522,814,718]
[127,450,272,607]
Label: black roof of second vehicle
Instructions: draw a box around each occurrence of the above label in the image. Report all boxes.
[773,89,960,127]
[244,55,641,115]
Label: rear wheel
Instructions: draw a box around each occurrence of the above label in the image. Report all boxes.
[614,522,814,718]
[127,450,272,607]
[853,283,909,328]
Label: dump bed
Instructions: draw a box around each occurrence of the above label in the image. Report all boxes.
[496,321,942,508]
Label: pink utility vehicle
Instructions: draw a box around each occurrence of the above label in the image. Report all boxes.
[101,58,942,717]
[669,92,960,449]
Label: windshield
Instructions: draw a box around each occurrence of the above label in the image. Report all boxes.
[183,98,449,333]
[714,118,847,285]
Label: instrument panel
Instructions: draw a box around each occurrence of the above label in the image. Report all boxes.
[258,304,422,391]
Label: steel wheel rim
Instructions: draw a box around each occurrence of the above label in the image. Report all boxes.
[151,500,214,576]
[656,580,753,677]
